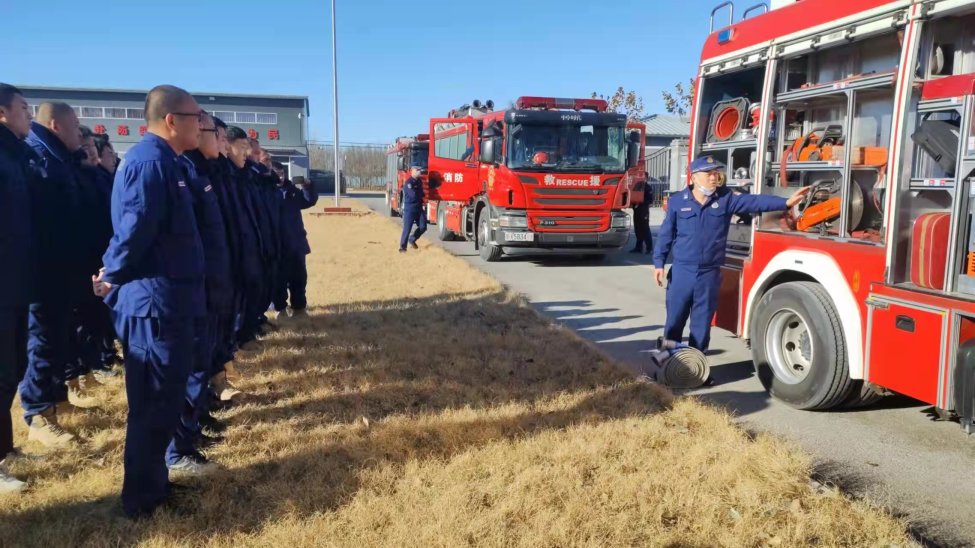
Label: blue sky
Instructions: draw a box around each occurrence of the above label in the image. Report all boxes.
[5,0,720,144]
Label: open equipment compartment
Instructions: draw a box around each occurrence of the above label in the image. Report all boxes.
[758,30,899,241]
[888,9,975,297]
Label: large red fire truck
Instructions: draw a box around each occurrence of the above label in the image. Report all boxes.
[385,135,433,220]
[696,0,975,430]
[425,97,640,261]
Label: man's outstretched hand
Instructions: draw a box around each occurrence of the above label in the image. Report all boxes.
[785,186,812,208]
[92,269,113,297]
[654,268,665,287]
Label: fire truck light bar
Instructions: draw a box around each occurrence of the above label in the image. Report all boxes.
[515,96,608,112]
[417,134,430,142]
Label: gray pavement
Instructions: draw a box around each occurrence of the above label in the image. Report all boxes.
[354,193,975,546]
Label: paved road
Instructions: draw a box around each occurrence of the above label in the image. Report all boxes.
[354,193,975,546]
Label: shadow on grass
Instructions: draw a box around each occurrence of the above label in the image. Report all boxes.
[0,290,673,546]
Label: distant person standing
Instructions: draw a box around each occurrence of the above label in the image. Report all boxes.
[0,84,36,493]
[630,184,652,254]
[94,85,206,518]
[399,165,426,253]
[271,162,318,319]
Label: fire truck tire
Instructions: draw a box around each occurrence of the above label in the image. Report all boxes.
[840,381,885,409]
[750,281,855,410]
[478,215,502,262]
[437,203,456,241]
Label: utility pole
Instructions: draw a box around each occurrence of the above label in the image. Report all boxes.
[331,0,341,206]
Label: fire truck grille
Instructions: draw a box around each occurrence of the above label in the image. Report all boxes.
[528,213,609,232]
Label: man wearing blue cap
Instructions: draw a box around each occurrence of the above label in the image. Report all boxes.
[652,156,809,352]
[399,165,427,252]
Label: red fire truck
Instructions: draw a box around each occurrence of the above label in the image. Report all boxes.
[426,97,639,261]
[627,122,649,206]
[695,0,975,430]
[385,134,434,221]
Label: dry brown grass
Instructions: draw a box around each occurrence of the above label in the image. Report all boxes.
[0,200,913,547]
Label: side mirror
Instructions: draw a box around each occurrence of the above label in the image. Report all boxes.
[480,139,496,164]
[626,141,640,169]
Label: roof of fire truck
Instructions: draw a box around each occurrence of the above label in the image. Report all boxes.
[386,134,428,155]
[701,0,901,63]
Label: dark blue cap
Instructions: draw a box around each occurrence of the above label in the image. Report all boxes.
[690,156,725,173]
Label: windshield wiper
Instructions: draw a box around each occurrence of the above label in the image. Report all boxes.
[555,162,604,174]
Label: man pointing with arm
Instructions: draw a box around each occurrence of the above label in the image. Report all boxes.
[653,156,809,353]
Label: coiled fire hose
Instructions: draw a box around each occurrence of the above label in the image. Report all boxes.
[647,340,711,389]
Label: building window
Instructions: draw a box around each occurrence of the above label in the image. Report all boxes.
[255,112,278,124]
[235,112,256,124]
[213,111,235,123]
[81,107,103,118]
[127,108,144,120]
[104,107,127,119]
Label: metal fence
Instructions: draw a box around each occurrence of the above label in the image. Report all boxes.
[307,141,388,191]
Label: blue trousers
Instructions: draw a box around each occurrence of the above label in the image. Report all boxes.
[400,206,427,249]
[238,277,264,345]
[272,253,308,312]
[166,316,214,464]
[113,313,195,518]
[663,266,722,352]
[0,308,28,457]
[20,301,72,423]
[67,294,111,380]
[211,311,235,376]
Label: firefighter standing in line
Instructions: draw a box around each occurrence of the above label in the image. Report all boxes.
[94,85,206,518]
[652,156,809,352]
[399,165,427,252]
[0,84,36,493]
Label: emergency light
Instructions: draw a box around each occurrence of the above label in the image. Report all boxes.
[515,96,608,112]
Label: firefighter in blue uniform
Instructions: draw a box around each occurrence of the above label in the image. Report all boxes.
[271,162,318,318]
[225,127,267,351]
[653,156,809,352]
[94,85,206,518]
[165,112,232,474]
[399,165,427,252]
[0,84,36,493]
[20,102,85,448]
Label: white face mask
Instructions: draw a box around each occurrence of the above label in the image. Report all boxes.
[699,186,716,197]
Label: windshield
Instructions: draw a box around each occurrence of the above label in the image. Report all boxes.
[507,123,626,173]
[409,145,428,169]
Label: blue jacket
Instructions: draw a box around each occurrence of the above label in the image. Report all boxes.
[209,156,243,289]
[77,163,114,275]
[25,122,86,303]
[247,161,281,262]
[402,176,424,207]
[229,160,265,284]
[654,186,787,271]
[277,178,318,256]
[101,133,206,319]
[0,125,36,309]
[181,152,235,314]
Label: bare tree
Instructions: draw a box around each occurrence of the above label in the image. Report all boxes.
[591,87,646,121]
[662,79,696,117]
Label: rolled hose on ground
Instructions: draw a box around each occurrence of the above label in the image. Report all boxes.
[647,341,710,389]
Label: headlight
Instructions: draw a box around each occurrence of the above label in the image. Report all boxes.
[499,215,528,228]
[611,213,632,229]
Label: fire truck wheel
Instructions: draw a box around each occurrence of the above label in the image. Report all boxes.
[437,203,455,241]
[750,281,855,410]
[478,214,502,262]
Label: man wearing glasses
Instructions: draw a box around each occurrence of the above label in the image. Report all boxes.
[93,85,206,518]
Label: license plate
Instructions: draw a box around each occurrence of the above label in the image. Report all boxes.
[504,232,535,242]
